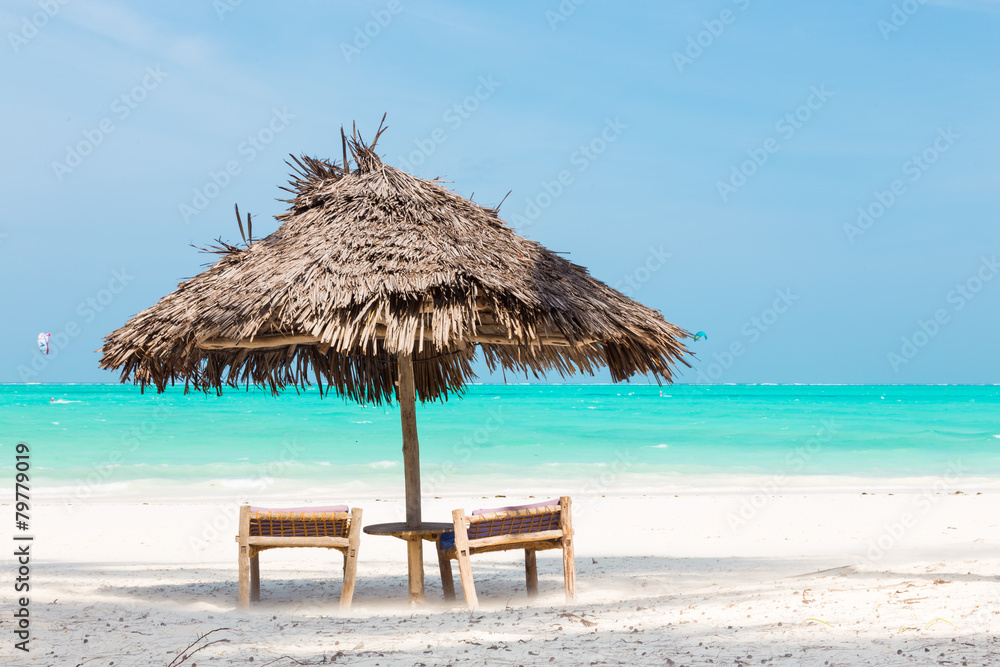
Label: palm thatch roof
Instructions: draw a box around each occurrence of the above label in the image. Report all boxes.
[100,123,691,403]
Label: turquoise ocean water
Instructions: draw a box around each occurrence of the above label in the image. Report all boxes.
[3,384,1000,499]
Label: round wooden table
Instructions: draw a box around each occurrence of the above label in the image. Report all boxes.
[363,522,456,603]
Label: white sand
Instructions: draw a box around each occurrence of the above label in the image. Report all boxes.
[2,485,999,666]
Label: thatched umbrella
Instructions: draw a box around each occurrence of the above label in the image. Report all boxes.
[100,121,691,600]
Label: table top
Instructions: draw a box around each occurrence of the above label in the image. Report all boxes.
[364,521,453,538]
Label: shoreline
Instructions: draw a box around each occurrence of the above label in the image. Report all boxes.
[30,469,1000,504]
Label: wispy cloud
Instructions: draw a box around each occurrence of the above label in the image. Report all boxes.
[924,0,1000,12]
[60,1,214,67]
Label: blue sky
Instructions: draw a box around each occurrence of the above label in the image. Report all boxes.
[2,0,998,385]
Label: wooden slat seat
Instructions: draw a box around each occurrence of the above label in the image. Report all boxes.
[235,504,363,610]
[438,496,575,609]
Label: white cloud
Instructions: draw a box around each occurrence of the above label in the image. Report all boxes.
[60,1,214,67]
[924,0,1000,11]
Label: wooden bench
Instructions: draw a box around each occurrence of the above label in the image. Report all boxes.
[437,496,575,609]
[235,504,362,609]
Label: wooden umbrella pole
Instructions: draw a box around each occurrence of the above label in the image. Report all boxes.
[397,353,424,603]
[398,354,422,526]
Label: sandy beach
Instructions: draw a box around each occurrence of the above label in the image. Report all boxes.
[4,485,998,666]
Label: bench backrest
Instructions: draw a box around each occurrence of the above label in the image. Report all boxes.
[466,500,562,540]
[246,506,351,538]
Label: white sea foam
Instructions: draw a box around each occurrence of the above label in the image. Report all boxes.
[45,481,131,495]
[650,444,669,449]
[369,461,396,469]
[220,478,272,489]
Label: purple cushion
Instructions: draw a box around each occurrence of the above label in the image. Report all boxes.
[249,505,348,513]
[472,499,559,516]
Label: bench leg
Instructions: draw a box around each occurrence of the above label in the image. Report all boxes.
[437,542,456,601]
[238,545,251,609]
[341,548,359,609]
[562,538,576,601]
[455,547,477,610]
[341,507,363,610]
[559,497,576,602]
[525,549,538,597]
[451,508,478,610]
[250,550,260,602]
